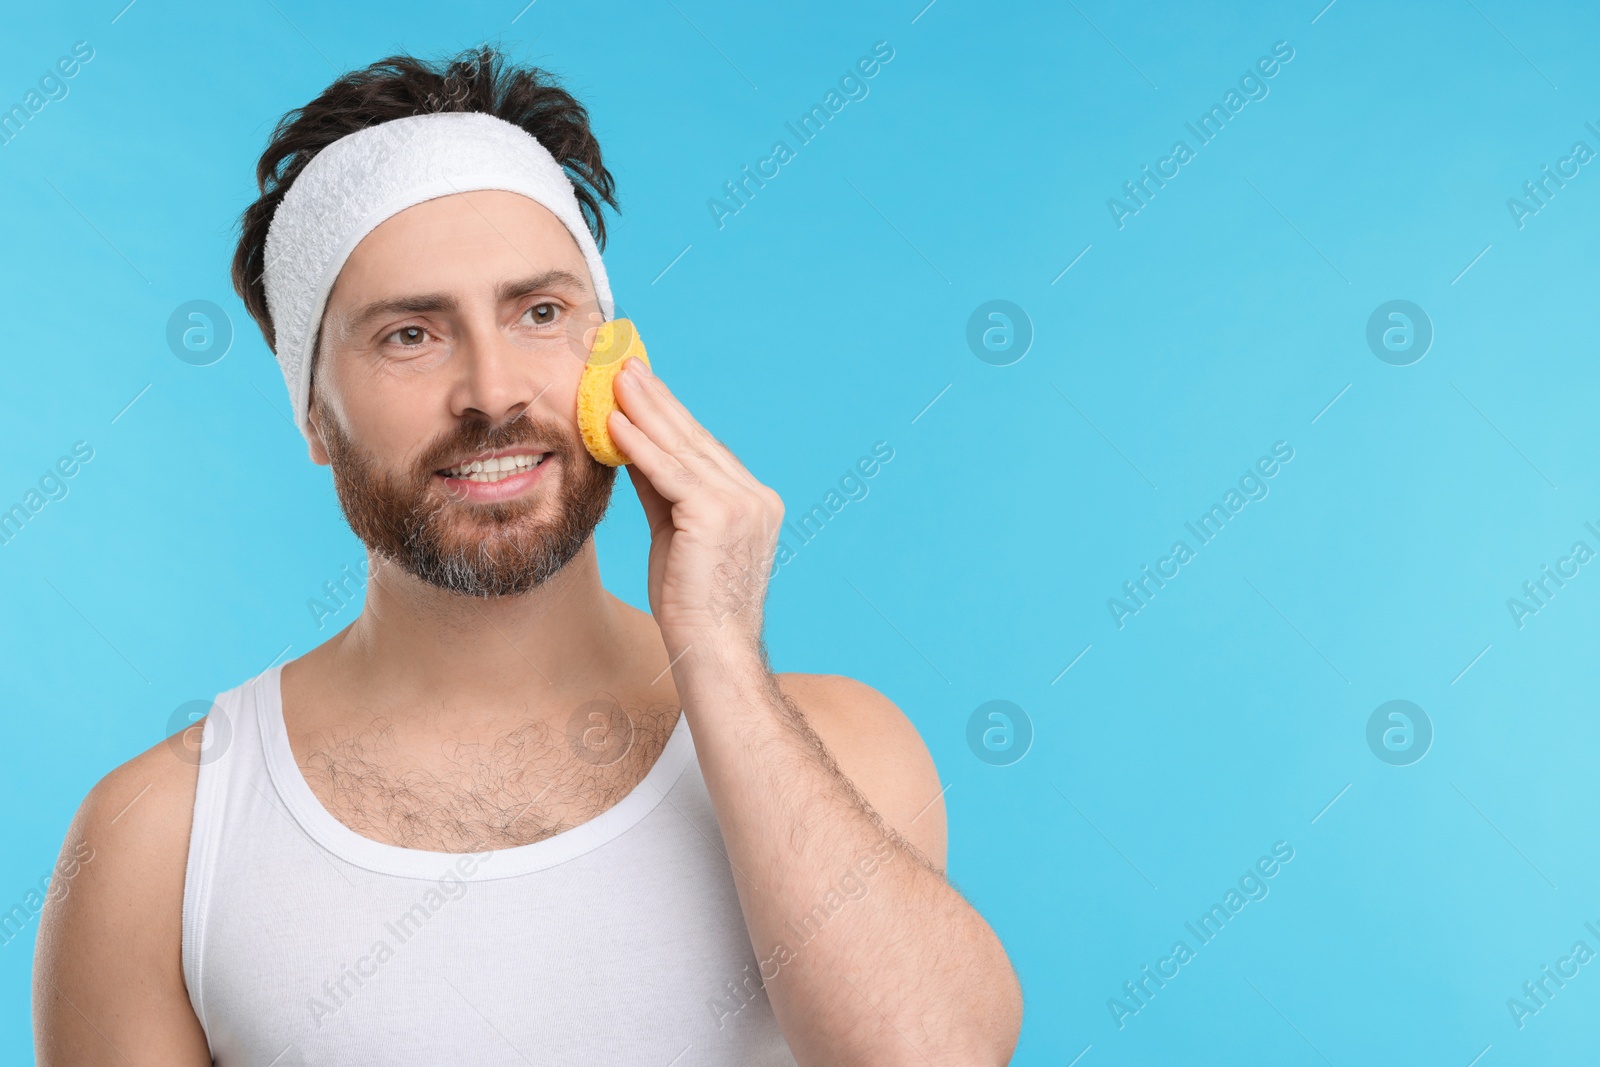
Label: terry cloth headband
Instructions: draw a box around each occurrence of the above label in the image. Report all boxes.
[261,110,615,444]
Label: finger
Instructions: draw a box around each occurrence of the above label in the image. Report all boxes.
[607,407,699,506]
[635,368,748,479]
[615,361,713,463]
[624,459,674,539]
[614,362,744,487]
[636,371,770,495]
[630,375,781,526]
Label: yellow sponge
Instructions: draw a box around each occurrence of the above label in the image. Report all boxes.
[577,318,649,466]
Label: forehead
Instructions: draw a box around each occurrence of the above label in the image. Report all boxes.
[329,189,591,305]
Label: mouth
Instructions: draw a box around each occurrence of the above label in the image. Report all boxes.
[434,448,552,484]
[431,447,556,504]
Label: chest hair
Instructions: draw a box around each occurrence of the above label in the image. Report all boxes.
[293,703,680,853]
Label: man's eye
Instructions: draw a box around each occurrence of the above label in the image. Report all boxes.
[387,326,429,346]
[525,302,560,326]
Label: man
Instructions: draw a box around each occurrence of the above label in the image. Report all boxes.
[33,48,1022,1065]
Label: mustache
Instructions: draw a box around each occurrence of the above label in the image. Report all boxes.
[414,410,576,477]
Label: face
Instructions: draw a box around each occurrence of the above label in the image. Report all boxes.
[307,189,616,598]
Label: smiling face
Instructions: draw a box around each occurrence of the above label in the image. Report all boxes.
[306,189,617,597]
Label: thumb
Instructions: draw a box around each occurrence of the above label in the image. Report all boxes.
[626,462,674,537]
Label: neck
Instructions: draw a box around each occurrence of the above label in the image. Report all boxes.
[319,541,638,717]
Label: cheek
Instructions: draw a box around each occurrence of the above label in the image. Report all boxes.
[556,363,589,428]
[319,361,446,474]
[348,367,443,449]
[538,343,591,426]
[564,312,607,362]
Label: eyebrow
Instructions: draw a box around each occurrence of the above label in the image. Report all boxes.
[344,269,591,331]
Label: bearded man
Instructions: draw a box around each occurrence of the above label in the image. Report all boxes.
[33,47,1022,1067]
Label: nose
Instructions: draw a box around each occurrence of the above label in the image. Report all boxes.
[448,318,553,429]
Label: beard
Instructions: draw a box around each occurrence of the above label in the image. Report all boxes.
[315,394,617,598]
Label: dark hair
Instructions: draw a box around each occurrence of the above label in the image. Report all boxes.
[230,46,619,351]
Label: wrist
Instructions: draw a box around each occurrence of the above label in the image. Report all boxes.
[665,631,770,690]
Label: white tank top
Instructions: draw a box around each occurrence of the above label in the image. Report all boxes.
[182,664,798,1066]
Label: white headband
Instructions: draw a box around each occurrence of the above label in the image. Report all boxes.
[262,111,615,443]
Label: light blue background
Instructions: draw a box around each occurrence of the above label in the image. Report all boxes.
[3,0,1598,1063]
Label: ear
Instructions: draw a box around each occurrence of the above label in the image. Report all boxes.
[305,383,332,467]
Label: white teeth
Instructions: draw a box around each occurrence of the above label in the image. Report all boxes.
[444,453,546,481]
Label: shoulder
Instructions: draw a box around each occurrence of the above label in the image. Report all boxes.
[33,729,211,1063]
[44,733,201,938]
[62,730,204,902]
[773,672,947,871]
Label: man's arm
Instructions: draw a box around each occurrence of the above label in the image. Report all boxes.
[689,658,1022,1065]
[604,353,1021,1062]
[774,672,947,870]
[33,736,214,1066]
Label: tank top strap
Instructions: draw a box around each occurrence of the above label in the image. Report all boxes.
[181,666,272,1036]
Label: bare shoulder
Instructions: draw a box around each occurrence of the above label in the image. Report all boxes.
[33,729,212,1064]
[773,672,947,872]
